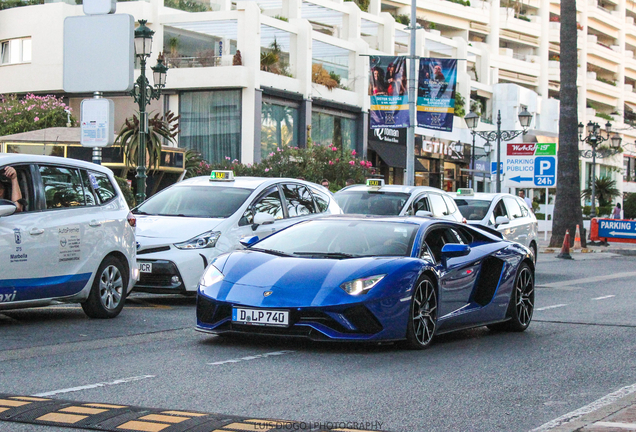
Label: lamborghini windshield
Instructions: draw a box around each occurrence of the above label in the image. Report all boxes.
[253,219,418,257]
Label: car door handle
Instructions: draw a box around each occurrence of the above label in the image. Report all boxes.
[29,228,44,235]
[89,220,102,227]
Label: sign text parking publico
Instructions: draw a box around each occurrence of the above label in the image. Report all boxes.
[504,143,557,188]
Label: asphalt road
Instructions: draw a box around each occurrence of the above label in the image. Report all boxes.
[1,253,635,432]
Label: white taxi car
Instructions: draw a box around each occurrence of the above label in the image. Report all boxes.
[451,188,539,261]
[0,154,137,318]
[132,171,341,294]
[334,179,464,222]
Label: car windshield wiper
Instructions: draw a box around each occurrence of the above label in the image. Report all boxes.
[293,252,358,259]
[250,247,294,257]
[133,210,152,215]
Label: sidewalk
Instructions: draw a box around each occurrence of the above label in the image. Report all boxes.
[538,232,636,256]
[532,384,636,432]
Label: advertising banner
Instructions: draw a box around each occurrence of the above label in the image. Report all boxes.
[417,58,457,132]
[369,56,409,128]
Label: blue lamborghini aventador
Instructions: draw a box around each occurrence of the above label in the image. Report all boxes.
[195,215,535,349]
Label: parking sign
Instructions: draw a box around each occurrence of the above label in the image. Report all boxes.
[504,143,558,188]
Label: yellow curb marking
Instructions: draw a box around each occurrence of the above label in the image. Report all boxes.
[10,396,50,401]
[37,412,88,424]
[84,403,127,409]
[117,420,171,432]
[0,399,30,407]
[161,410,208,417]
[60,406,108,415]
[223,422,262,431]
[0,407,9,413]
[138,414,189,424]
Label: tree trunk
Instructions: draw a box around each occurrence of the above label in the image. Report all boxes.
[549,0,586,248]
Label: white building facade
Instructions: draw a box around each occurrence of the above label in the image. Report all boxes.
[1,0,634,197]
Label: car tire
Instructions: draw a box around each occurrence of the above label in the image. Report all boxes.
[403,275,438,350]
[488,262,534,332]
[529,242,538,265]
[81,256,128,319]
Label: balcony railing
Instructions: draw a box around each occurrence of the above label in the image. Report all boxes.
[165,55,224,68]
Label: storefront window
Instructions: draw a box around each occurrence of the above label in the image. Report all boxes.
[311,109,357,152]
[261,100,298,159]
[180,90,241,164]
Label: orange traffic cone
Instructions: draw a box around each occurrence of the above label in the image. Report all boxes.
[557,230,573,259]
[573,225,582,250]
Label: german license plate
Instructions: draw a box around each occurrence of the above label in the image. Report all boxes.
[139,262,152,273]
[232,308,289,327]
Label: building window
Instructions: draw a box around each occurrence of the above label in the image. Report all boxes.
[0,38,32,65]
[311,108,357,152]
[179,90,242,163]
[261,98,299,159]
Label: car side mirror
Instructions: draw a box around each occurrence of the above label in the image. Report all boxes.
[0,199,17,217]
[252,212,275,231]
[415,210,434,217]
[495,216,510,226]
[239,235,260,248]
[441,244,471,258]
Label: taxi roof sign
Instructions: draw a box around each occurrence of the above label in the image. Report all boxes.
[456,188,474,196]
[366,178,385,188]
[210,170,235,181]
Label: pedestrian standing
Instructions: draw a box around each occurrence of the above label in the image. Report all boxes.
[518,190,533,211]
[321,179,330,190]
[612,202,622,219]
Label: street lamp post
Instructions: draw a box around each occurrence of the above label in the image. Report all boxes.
[131,19,168,204]
[578,121,622,219]
[465,109,533,193]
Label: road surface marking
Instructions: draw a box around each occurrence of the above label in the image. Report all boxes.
[33,375,155,397]
[530,382,636,431]
[539,272,636,289]
[207,350,295,366]
[535,304,567,311]
[594,421,636,429]
[592,295,616,301]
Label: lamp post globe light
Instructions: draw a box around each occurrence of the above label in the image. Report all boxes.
[466,109,533,192]
[131,19,168,204]
[578,120,622,219]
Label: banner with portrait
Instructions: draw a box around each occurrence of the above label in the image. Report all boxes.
[369,56,409,128]
[417,58,457,132]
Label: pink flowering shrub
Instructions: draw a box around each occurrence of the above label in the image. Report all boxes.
[0,94,76,136]
[185,144,375,190]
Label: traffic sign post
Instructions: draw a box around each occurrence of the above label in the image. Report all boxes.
[504,143,557,188]
[591,218,636,244]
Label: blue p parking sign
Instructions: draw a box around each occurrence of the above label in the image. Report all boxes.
[534,157,555,187]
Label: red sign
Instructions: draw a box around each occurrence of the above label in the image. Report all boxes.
[507,143,536,156]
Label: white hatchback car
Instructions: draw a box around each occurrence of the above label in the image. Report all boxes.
[451,189,539,260]
[0,154,137,318]
[132,171,341,294]
[334,179,464,222]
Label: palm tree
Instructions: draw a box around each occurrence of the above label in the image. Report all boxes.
[116,110,180,176]
[549,0,585,247]
[581,176,621,208]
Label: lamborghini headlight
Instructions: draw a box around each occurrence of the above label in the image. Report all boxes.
[200,265,224,288]
[340,275,386,295]
[174,231,221,250]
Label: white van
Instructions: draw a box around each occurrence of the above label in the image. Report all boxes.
[0,154,137,318]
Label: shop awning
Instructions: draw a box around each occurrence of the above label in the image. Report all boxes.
[368,141,427,172]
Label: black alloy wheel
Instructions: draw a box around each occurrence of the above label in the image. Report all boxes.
[404,275,438,349]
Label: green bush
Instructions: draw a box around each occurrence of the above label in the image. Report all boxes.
[624,193,636,219]
[582,205,612,217]
[188,145,375,192]
[115,177,136,209]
